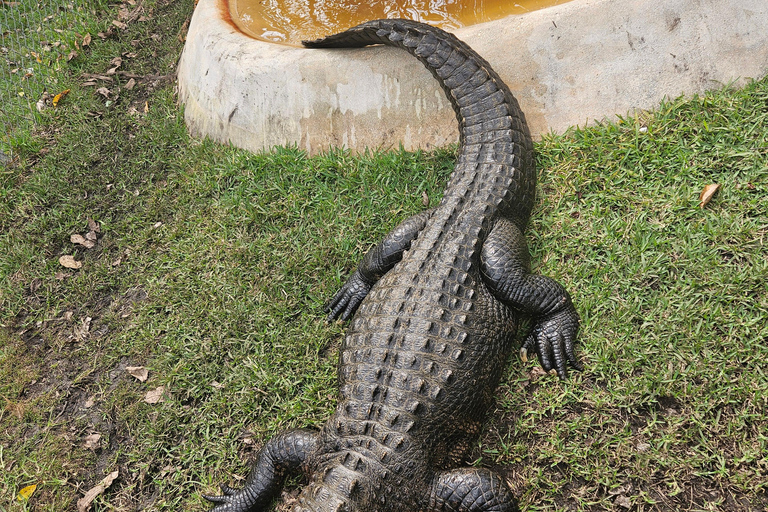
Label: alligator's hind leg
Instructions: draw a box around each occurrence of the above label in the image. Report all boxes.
[204,429,320,512]
[326,208,435,321]
[428,468,519,512]
[480,217,581,379]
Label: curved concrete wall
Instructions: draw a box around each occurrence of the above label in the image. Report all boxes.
[177,0,768,154]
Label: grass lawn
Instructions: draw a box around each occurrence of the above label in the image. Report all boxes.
[1,0,767,510]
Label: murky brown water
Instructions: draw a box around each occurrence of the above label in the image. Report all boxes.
[228,0,572,46]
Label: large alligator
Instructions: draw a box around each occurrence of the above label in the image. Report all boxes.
[204,19,581,512]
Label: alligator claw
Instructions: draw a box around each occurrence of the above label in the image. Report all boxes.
[325,269,372,322]
[202,492,229,505]
[523,305,581,379]
[220,484,237,496]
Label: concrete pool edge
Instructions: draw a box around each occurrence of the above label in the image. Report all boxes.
[177,0,768,155]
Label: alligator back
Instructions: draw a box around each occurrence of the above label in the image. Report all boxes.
[301,19,535,512]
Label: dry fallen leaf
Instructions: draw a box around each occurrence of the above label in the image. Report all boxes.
[210,380,224,390]
[36,91,51,112]
[75,317,92,340]
[59,255,82,269]
[699,183,721,207]
[614,494,632,509]
[87,218,101,233]
[528,366,547,380]
[71,234,96,249]
[83,433,102,450]
[126,366,149,382]
[125,77,136,90]
[18,484,36,501]
[77,470,118,512]
[144,386,165,404]
[52,89,70,107]
[112,20,128,30]
[83,33,92,47]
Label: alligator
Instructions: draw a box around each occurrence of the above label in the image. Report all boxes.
[204,19,581,512]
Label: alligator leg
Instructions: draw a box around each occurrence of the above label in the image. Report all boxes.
[428,468,519,512]
[203,429,320,512]
[326,208,435,321]
[480,218,581,379]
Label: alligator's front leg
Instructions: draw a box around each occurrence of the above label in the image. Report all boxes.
[204,429,320,512]
[480,218,582,379]
[326,208,435,320]
[428,468,519,512]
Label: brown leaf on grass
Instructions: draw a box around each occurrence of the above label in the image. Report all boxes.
[83,433,102,450]
[71,234,96,249]
[76,470,118,512]
[614,495,632,509]
[125,78,136,90]
[36,91,51,112]
[82,73,114,82]
[126,366,149,382]
[68,50,78,61]
[87,218,101,233]
[82,33,91,47]
[699,183,721,207]
[74,317,92,340]
[528,366,547,380]
[59,255,82,269]
[112,20,128,30]
[96,87,111,98]
[144,386,165,404]
[106,57,122,75]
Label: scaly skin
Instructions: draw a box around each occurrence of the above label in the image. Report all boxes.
[204,19,581,512]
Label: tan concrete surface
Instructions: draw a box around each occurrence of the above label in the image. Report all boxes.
[177,0,768,154]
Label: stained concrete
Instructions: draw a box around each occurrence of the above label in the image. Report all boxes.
[177,0,768,154]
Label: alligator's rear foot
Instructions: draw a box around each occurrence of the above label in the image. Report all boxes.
[204,429,320,512]
[429,468,519,512]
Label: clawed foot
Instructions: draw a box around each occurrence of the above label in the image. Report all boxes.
[203,484,238,512]
[521,305,582,379]
[325,269,372,321]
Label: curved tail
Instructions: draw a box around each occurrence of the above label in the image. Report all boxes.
[302,19,531,153]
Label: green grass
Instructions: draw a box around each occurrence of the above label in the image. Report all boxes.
[1,0,113,152]
[1,1,767,511]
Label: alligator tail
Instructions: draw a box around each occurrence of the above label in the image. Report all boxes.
[302,19,532,155]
